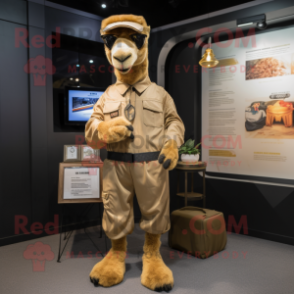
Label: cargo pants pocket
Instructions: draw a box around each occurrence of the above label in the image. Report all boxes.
[102,191,110,209]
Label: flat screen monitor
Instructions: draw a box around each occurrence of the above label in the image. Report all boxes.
[64,87,105,125]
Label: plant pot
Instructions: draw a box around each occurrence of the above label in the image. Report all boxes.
[181,154,199,163]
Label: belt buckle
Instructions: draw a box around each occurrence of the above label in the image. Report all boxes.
[131,153,135,163]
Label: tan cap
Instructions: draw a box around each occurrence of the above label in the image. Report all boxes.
[102,21,144,33]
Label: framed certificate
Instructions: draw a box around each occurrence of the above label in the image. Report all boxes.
[80,145,101,162]
[63,145,80,162]
[81,145,94,161]
[58,162,103,203]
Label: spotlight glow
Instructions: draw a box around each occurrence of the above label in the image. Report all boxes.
[257,22,264,27]
[89,60,94,63]
[101,4,106,8]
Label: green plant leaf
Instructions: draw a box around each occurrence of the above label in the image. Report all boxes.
[180,140,202,154]
[184,139,191,147]
[187,140,195,148]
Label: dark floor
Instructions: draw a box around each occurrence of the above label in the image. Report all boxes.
[0,224,294,294]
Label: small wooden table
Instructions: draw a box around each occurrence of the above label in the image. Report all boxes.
[175,161,207,207]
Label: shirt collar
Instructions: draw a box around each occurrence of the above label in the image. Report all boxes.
[115,76,152,96]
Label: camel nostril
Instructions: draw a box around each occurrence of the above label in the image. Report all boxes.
[114,54,131,63]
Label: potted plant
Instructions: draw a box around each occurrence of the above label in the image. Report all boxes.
[179,139,201,163]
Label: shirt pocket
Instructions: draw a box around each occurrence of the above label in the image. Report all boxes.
[103,102,121,121]
[142,100,164,127]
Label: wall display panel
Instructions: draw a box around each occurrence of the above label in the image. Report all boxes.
[202,26,294,180]
[52,33,112,90]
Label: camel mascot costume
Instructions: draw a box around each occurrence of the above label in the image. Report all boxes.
[85,14,185,292]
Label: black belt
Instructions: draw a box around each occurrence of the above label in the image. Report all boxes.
[107,151,160,163]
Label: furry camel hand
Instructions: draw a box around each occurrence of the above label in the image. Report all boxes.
[158,139,179,170]
[98,116,134,144]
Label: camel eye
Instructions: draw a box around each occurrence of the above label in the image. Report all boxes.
[131,34,147,49]
[101,34,117,49]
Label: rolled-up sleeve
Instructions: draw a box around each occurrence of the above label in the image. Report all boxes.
[85,95,105,149]
[163,93,185,147]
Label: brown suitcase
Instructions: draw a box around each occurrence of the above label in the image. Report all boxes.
[168,206,227,259]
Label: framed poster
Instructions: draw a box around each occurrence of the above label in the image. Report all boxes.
[58,162,103,203]
[201,26,294,182]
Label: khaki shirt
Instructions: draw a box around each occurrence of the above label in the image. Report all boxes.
[85,76,185,153]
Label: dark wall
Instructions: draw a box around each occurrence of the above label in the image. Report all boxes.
[45,6,112,241]
[0,0,108,246]
[0,0,31,246]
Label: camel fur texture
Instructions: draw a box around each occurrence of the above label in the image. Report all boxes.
[89,14,176,292]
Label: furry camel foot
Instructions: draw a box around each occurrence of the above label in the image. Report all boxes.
[90,237,127,287]
[141,233,174,292]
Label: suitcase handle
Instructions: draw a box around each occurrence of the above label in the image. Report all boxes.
[179,206,207,214]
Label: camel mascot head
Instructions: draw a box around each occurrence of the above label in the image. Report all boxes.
[100,15,150,85]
